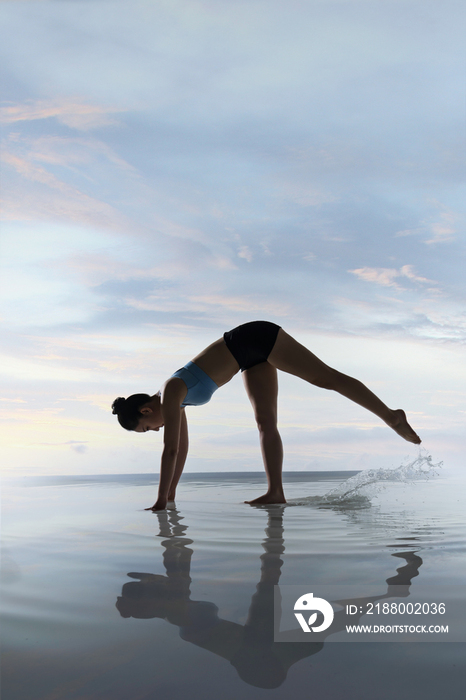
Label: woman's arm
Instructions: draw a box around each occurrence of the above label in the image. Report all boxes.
[146,381,187,511]
[167,409,188,501]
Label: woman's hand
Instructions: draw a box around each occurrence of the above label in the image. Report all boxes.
[145,384,187,514]
[144,497,168,511]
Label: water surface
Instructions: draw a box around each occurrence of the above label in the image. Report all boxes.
[2,458,465,699]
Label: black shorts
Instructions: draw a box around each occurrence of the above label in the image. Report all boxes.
[223,321,281,371]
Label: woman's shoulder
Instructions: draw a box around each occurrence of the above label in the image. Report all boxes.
[159,377,187,406]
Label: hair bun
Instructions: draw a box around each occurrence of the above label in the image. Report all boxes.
[112,397,126,415]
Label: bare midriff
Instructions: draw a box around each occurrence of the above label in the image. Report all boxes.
[191,338,240,387]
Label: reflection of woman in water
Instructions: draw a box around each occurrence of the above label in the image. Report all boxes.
[112,321,421,510]
[116,507,316,688]
[116,507,423,689]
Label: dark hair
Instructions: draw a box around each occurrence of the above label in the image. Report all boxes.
[112,394,151,431]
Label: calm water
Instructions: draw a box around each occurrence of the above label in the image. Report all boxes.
[2,457,465,699]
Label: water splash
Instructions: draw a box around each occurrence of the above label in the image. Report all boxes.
[287,449,442,508]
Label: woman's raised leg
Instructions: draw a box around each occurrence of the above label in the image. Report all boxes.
[267,329,421,444]
[242,362,286,504]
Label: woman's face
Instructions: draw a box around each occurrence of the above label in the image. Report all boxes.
[134,412,164,433]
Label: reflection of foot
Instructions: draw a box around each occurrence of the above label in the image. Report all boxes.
[245,492,286,505]
[387,409,421,444]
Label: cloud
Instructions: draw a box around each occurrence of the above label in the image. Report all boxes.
[189,293,291,316]
[394,227,424,238]
[61,254,167,287]
[425,215,457,245]
[333,292,466,344]
[237,246,253,262]
[22,134,138,174]
[0,130,141,230]
[1,152,128,228]
[124,291,290,318]
[67,441,88,454]
[349,267,400,288]
[0,99,126,131]
[31,440,89,453]
[349,265,435,290]
[395,200,459,245]
[398,265,433,284]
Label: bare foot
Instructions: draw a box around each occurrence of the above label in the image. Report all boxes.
[245,492,286,505]
[387,409,421,444]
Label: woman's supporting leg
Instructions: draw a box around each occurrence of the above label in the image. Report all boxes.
[268,329,421,444]
[242,362,286,504]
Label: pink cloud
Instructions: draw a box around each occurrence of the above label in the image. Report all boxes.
[0,99,126,131]
[349,265,436,289]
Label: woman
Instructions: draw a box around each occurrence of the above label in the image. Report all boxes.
[112,321,421,510]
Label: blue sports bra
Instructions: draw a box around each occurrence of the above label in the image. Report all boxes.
[170,361,219,407]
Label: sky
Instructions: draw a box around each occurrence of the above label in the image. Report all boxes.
[1,0,465,477]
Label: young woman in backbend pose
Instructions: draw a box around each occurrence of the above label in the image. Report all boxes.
[112,321,421,511]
